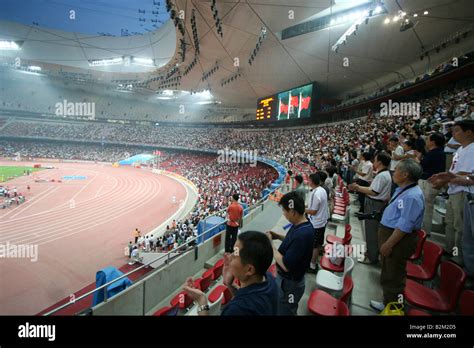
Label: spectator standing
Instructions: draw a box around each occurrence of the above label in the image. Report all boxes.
[388,137,405,174]
[134,228,141,244]
[267,192,314,315]
[293,174,306,204]
[349,152,392,264]
[370,159,425,312]
[305,173,329,273]
[225,193,243,253]
[419,133,446,235]
[433,120,474,262]
[354,152,374,212]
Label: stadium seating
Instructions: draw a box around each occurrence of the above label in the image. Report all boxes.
[170,291,194,310]
[326,224,352,245]
[404,261,467,313]
[153,305,179,316]
[406,308,431,316]
[316,257,355,292]
[209,285,233,306]
[211,262,224,281]
[320,244,353,272]
[194,271,213,293]
[459,290,474,315]
[409,230,428,261]
[406,240,443,281]
[307,290,350,316]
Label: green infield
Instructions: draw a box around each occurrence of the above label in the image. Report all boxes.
[0,166,42,183]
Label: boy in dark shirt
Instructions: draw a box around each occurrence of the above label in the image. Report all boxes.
[183,231,278,315]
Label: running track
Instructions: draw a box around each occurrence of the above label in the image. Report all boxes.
[0,160,188,315]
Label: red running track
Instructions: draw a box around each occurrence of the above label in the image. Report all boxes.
[0,160,188,315]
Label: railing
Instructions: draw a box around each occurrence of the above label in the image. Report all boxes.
[43,171,285,315]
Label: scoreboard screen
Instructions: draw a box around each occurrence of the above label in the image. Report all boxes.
[256,83,314,122]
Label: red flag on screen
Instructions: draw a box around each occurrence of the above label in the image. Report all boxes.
[290,96,299,107]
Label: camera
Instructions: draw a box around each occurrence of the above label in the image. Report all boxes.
[355,210,383,221]
[468,193,474,205]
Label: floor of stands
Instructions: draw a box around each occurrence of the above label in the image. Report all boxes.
[152,189,468,316]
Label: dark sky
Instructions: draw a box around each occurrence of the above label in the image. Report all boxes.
[0,0,170,36]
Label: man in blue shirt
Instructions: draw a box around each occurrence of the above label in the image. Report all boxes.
[183,231,278,315]
[267,192,314,315]
[370,159,425,312]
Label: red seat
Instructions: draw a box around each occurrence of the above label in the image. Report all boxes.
[404,261,466,313]
[214,258,224,269]
[202,268,214,279]
[209,285,233,306]
[211,262,224,280]
[195,271,213,292]
[320,245,353,272]
[340,276,354,303]
[460,290,474,315]
[268,263,277,277]
[406,240,443,281]
[407,308,431,316]
[326,224,352,245]
[409,230,427,261]
[170,291,193,309]
[333,208,347,216]
[307,290,350,316]
[153,305,178,316]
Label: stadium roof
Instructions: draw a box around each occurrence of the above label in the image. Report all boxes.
[0,0,473,108]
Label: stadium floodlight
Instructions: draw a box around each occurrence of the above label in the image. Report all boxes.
[334,0,370,7]
[0,40,20,50]
[132,57,155,67]
[28,66,41,71]
[374,5,383,14]
[88,57,124,67]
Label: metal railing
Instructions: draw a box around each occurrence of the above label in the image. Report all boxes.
[43,181,284,316]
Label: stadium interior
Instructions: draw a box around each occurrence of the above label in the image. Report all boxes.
[1,0,474,329]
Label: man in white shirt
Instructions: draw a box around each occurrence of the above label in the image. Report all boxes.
[431,120,474,263]
[444,134,461,171]
[305,173,329,273]
[144,236,150,252]
[355,152,374,212]
[388,137,405,173]
[349,152,392,264]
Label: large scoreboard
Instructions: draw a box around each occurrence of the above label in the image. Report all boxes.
[256,83,315,122]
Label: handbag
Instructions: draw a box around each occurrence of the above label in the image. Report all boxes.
[379,302,405,316]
